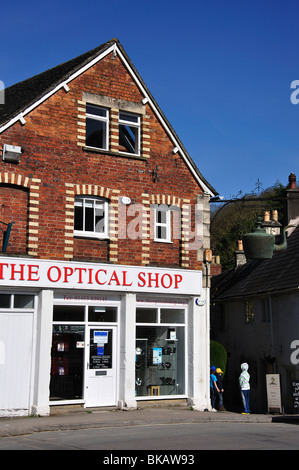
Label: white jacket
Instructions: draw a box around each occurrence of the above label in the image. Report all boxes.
[239,363,250,390]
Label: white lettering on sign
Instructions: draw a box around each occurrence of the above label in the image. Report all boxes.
[0,258,202,295]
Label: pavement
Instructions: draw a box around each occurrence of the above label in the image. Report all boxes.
[0,406,297,438]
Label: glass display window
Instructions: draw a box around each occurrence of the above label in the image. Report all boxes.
[88,306,117,323]
[135,306,186,398]
[50,325,85,401]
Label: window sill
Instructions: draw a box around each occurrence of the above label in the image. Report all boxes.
[154,239,173,244]
[74,232,109,241]
[83,146,148,161]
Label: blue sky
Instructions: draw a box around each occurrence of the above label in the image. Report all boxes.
[1,0,298,199]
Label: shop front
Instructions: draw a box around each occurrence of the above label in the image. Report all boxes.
[0,258,210,416]
[50,295,120,408]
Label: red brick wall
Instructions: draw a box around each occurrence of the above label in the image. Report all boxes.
[0,52,204,269]
[0,185,28,254]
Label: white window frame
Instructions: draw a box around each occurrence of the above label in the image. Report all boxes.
[85,104,109,151]
[154,205,172,243]
[119,111,140,156]
[74,196,109,239]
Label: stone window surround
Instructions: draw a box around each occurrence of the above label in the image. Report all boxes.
[0,172,41,257]
[77,92,150,160]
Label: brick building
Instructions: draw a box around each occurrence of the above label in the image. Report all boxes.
[0,39,217,416]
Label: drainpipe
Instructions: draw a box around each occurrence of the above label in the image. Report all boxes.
[268,292,276,373]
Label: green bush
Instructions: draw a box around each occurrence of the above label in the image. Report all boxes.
[210,340,227,376]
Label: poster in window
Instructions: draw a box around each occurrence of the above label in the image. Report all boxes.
[90,329,112,369]
[153,347,162,365]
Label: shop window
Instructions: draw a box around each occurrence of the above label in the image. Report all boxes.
[50,325,85,401]
[160,308,185,323]
[135,307,186,398]
[53,305,85,322]
[0,293,35,309]
[14,294,34,309]
[88,306,117,323]
[119,111,140,155]
[136,308,157,323]
[74,196,109,239]
[0,294,11,308]
[86,104,109,150]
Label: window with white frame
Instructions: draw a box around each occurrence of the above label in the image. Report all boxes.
[119,111,140,155]
[85,104,109,150]
[0,293,35,309]
[74,196,109,239]
[135,306,186,397]
[154,205,172,242]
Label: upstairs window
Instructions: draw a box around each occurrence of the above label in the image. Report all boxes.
[119,112,140,155]
[74,197,109,239]
[86,105,109,150]
[154,205,172,243]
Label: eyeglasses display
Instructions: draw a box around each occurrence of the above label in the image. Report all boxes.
[135,324,185,397]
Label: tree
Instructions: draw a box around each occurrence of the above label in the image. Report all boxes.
[211,181,287,271]
[210,340,227,376]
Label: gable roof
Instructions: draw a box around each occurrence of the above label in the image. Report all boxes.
[211,225,299,300]
[0,38,217,196]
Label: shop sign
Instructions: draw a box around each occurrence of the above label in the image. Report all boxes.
[0,257,202,295]
[266,374,282,414]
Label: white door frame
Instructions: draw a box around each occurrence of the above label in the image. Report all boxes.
[84,325,118,407]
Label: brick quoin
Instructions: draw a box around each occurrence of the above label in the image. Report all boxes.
[0,43,216,268]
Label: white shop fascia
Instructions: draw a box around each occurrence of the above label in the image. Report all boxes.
[0,257,202,296]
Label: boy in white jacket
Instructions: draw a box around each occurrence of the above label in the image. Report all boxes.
[239,363,250,414]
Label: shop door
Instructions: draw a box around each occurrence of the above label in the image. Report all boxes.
[85,326,117,407]
[0,312,33,413]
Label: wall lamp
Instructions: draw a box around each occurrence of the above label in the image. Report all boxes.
[2,144,22,163]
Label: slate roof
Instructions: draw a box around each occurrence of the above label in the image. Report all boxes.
[211,225,299,300]
[0,39,116,128]
[0,38,217,196]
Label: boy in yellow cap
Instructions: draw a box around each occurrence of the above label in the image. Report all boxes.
[216,368,225,411]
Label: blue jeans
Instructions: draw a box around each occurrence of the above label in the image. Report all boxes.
[218,391,224,408]
[241,389,250,413]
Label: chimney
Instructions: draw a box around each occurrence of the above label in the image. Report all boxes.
[210,255,222,276]
[261,210,281,236]
[289,173,297,190]
[287,172,299,225]
[235,240,246,267]
[264,211,270,222]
